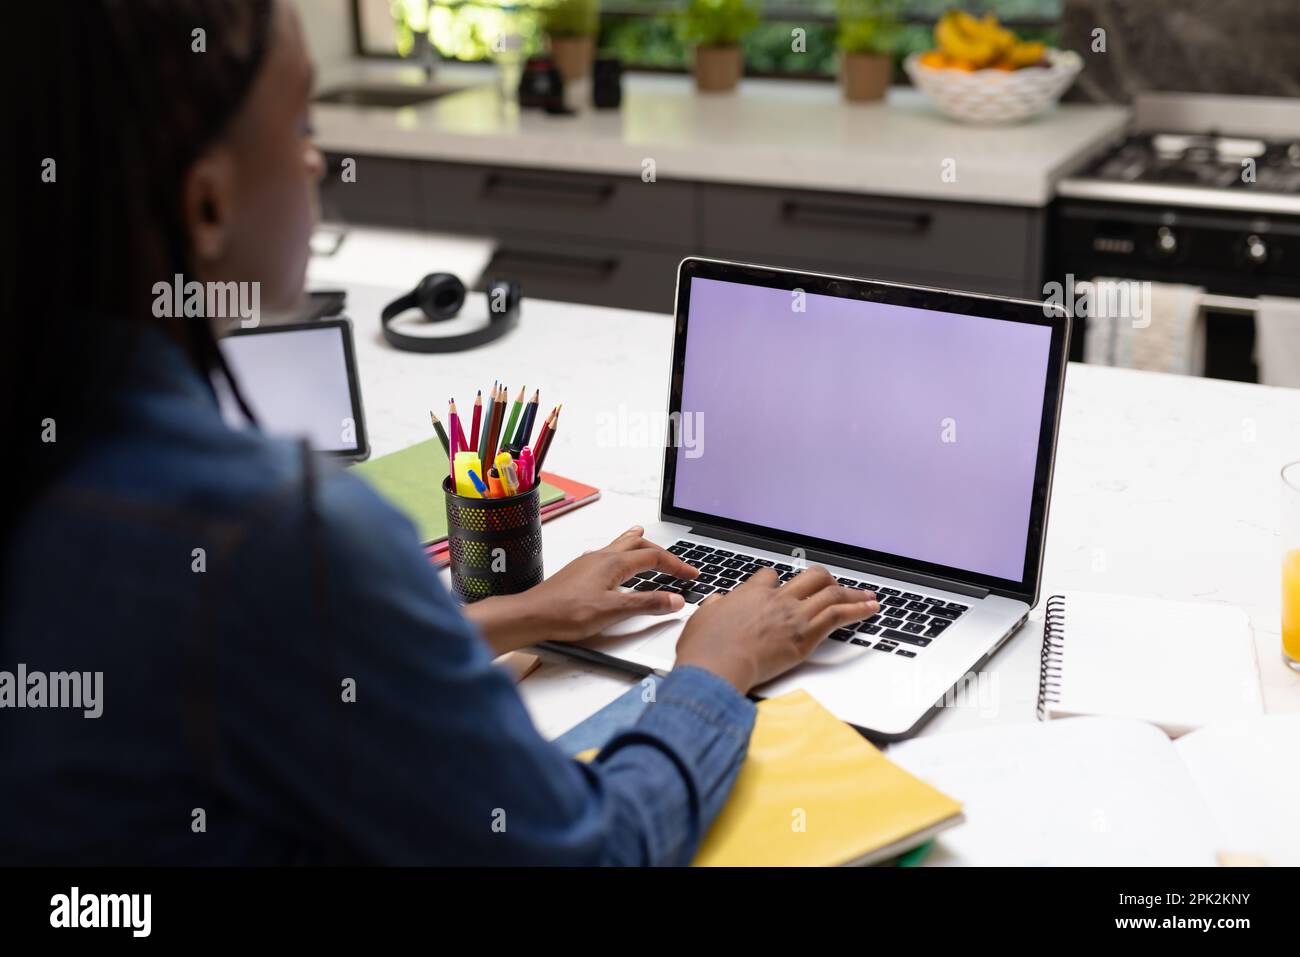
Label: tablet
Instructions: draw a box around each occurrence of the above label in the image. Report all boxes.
[216,318,369,462]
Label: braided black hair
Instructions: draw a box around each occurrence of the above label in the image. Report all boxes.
[7,0,273,558]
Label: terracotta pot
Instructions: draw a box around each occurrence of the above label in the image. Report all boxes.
[840,51,892,102]
[693,46,743,93]
[549,34,595,82]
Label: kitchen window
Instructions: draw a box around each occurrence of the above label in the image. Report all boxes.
[351,0,1061,79]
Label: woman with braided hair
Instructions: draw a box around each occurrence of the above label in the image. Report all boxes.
[2,0,877,865]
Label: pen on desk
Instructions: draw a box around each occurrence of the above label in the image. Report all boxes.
[502,386,525,455]
[469,389,483,455]
[428,411,450,459]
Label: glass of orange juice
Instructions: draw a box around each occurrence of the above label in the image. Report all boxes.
[1282,462,1300,671]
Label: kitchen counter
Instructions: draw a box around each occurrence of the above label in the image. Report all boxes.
[309,225,1300,743]
[313,60,1130,207]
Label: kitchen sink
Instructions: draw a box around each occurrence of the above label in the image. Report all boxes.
[313,85,464,108]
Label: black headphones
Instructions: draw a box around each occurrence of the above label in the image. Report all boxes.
[380,273,522,353]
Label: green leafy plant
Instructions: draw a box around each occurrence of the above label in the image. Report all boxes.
[674,0,761,50]
[544,0,599,38]
[835,0,902,55]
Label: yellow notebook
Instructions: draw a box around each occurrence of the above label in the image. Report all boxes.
[581,689,962,866]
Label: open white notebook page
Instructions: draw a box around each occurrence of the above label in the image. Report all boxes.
[888,717,1219,866]
[1050,592,1261,736]
[1174,715,1300,866]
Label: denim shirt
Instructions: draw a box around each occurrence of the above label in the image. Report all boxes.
[0,328,755,865]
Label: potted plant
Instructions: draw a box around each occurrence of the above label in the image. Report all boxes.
[545,0,600,82]
[835,0,900,102]
[675,0,760,93]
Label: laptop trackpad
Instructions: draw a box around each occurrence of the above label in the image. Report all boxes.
[807,639,871,665]
[580,614,685,663]
[599,608,688,638]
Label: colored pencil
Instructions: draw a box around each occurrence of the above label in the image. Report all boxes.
[448,399,468,453]
[477,381,496,467]
[469,389,483,453]
[532,405,560,474]
[483,383,506,472]
[515,388,540,448]
[529,406,557,458]
[501,386,525,454]
[428,411,450,458]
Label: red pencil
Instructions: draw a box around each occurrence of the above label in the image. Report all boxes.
[448,399,468,453]
[532,404,561,474]
[530,405,559,459]
[469,389,483,453]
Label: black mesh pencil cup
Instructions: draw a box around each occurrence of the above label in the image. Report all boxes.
[443,477,543,603]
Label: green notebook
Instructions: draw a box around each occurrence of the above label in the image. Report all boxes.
[351,438,564,545]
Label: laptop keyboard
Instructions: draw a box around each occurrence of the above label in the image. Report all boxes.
[619,540,970,658]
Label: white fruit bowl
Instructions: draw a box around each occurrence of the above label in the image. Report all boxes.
[903,48,1083,125]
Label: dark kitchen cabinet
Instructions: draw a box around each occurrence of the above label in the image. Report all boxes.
[318,154,423,228]
[419,161,695,248]
[323,152,1046,311]
[477,238,687,314]
[699,184,1045,298]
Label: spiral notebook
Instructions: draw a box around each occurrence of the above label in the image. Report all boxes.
[1037,591,1263,737]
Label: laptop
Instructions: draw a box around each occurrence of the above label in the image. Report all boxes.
[548,258,1070,741]
[215,318,370,463]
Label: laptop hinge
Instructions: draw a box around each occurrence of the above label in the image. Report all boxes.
[687,524,990,600]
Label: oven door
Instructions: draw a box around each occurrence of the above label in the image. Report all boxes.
[1052,199,1300,383]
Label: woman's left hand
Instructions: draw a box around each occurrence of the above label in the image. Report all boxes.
[464,526,698,655]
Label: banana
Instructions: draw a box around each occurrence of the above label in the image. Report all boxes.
[980,13,1017,59]
[934,10,1048,70]
[935,11,998,68]
[1007,40,1047,68]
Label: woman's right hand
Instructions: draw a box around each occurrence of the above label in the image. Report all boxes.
[674,567,880,694]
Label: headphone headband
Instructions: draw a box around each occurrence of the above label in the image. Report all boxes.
[380,275,522,353]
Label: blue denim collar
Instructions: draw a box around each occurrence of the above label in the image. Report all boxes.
[114,320,222,413]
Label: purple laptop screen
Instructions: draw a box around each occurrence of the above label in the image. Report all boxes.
[672,277,1053,582]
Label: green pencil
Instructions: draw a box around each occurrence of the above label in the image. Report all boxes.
[501,385,525,454]
[428,411,450,458]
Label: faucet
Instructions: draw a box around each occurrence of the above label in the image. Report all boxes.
[413,32,436,84]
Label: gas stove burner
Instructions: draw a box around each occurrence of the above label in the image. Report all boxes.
[1082,132,1300,197]
[1151,133,1267,162]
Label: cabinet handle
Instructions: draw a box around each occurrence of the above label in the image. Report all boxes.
[488,248,618,283]
[483,172,615,207]
[781,199,931,234]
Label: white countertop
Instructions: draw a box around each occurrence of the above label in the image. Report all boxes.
[310,225,1300,746]
[313,61,1130,207]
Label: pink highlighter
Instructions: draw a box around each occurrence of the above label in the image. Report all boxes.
[518,447,536,491]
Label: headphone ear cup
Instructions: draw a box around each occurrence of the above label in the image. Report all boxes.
[485,279,523,317]
[416,272,466,321]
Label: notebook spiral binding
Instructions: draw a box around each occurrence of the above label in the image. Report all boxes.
[1036,594,1066,721]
